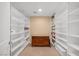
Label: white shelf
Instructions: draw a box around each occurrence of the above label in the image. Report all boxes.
[25,30,30,33]
[68,8,79,15]
[12,41,25,52]
[67,52,76,56]
[14,42,29,56]
[56,40,67,49]
[55,10,68,21]
[11,31,25,35]
[11,23,24,26]
[55,25,68,29]
[11,16,24,24]
[55,47,64,56]
[50,41,54,45]
[56,36,67,42]
[56,32,68,36]
[68,19,79,24]
[55,44,66,56]
[25,34,30,40]
[68,43,79,51]
[12,37,24,43]
[68,34,79,38]
[51,37,55,40]
[50,35,55,40]
[14,43,26,56]
[56,43,66,52]
[55,20,68,26]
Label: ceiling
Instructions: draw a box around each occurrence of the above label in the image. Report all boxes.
[11,2,62,16]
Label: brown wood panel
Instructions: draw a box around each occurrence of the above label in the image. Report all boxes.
[32,36,50,47]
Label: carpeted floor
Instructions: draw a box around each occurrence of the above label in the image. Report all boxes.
[19,46,60,56]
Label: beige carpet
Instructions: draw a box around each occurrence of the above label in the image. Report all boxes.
[19,46,60,56]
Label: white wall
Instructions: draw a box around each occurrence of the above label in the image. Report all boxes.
[30,16,50,36]
[0,2,10,56]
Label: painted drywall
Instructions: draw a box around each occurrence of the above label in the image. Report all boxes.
[30,16,51,36]
[0,2,10,55]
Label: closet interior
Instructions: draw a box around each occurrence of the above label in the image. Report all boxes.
[0,2,79,56]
